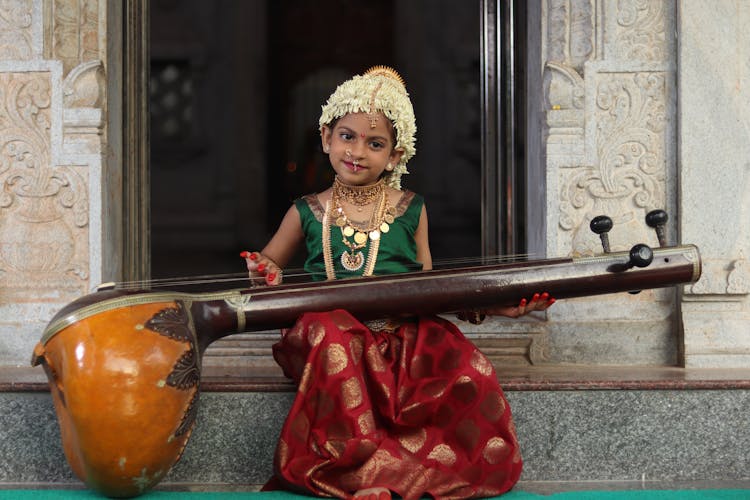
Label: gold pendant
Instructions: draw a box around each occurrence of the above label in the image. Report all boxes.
[336,216,347,227]
[354,232,368,245]
[343,225,355,237]
[369,230,381,241]
[341,251,365,271]
[380,222,390,233]
[384,213,395,224]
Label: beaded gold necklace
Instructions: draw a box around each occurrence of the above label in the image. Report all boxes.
[323,178,396,278]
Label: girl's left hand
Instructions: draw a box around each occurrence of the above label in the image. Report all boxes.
[486,292,556,318]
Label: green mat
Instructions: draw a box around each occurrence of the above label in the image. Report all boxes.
[0,490,747,499]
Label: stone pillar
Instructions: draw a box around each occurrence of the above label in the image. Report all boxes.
[0,0,108,367]
[541,0,679,364]
[678,1,750,367]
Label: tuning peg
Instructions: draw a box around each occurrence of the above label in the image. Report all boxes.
[645,209,668,247]
[627,243,654,268]
[590,215,613,253]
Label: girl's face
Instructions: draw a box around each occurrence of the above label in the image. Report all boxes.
[321,112,404,186]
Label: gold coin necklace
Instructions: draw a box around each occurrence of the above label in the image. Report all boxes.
[327,177,396,275]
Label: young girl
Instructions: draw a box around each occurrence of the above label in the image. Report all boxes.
[242,66,553,500]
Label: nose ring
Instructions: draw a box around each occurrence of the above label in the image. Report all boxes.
[345,149,352,158]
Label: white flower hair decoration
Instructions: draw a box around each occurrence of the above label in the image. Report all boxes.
[319,66,417,190]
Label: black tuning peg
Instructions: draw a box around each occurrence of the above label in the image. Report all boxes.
[590,215,613,253]
[627,243,654,268]
[645,209,668,247]
[607,243,654,275]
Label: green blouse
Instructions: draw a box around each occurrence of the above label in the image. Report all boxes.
[295,191,424,281]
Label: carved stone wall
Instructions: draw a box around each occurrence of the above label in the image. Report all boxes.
[677,1,750,367]
[540,0,749,368]
[0,0,105,366]
[541,0,678,364]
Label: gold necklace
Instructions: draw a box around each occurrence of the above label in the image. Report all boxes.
[333,176,385,209]
[323,186,395,277]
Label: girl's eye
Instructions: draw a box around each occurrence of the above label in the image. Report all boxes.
[370,141,384,149]
[340,132,354,141]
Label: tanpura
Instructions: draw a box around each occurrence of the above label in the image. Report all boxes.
[31,211,701,497]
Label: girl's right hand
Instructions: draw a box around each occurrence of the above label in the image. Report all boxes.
[240,251,283,286]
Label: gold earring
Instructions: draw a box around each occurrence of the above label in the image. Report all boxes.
[324,146,329,153]
[386,163,394,171]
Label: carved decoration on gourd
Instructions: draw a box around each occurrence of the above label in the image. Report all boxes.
[32,300,200,498]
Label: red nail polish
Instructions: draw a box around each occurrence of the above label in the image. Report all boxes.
[533,293,540,301]
[541,292,549,300]
[549,298,556,305]
[249,252,258,261]
[267,273,276,282]
[520,298,527,306]
[257,263,265,272]
[240,251,249,258]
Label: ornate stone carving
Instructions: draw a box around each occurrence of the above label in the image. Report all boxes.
[0,71,88,296]
[0,0,34,60]
[688,257,750,296]
[562,71,668,254]
[546,0,595,73]
[613,0,668,62]
[63,60,103,107]
[544,0,595,112]
[50,0,99,75]
[726,257,749,294]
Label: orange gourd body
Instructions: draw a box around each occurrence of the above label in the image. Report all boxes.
[33,300,199,498]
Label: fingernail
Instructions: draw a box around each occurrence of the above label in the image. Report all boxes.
[541,292,549,300]
[257,263,265,272]
[549,298,556,305]
[520,298,527,306]
[533,293,540,301]
[240,251,249,258]
[267,273,276,282]
[249,252,258,261]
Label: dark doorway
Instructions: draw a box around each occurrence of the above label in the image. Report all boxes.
[149,0,485,279]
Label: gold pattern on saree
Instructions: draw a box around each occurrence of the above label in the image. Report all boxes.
[366,344,386,372]
[427,444,457,466]
[479,391,506,422]
[323,343,348,375]
[451,375,479,404]
[420,379,449,398]
[277,438,290,469]
[308,322,326,347]
[470,349,494,376]
[379,382,391,400]
[285,323,304,347]
[398,428,427,454]
[341,377,363,409]
[358,410,376,435]
[349,337,364,365]
[482,436,511,465]
[298,362,313,395]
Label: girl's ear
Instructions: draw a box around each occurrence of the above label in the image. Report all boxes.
[390,147,405,165]
[320,126,332,153]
